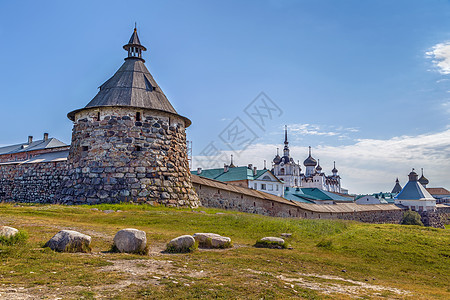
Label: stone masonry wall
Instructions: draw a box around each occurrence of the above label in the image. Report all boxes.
[0,161,68,203]
[193,182,405,224]
[61,107,199,207]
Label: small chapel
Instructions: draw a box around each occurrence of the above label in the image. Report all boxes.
[271,126,342,193]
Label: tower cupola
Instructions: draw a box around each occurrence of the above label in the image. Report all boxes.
[123,27,147,61]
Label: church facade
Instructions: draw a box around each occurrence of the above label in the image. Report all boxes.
[272,126,342,193]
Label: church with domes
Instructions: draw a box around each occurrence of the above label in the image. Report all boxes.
[271,126,343,193]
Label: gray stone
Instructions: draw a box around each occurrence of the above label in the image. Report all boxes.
[113,228,147,253]
[44,230,91,252]
[0,226,19,238]
[103,210,115,214]
[255,237,286,249]
[260,237,285,244]
[166,235,195,253]
[193,233,232,249]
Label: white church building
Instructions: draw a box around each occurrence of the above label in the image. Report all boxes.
[271,126,342,193]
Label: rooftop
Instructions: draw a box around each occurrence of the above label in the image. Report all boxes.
[191,166,279,182]
[67,28,190,126]
[0,136,68,156]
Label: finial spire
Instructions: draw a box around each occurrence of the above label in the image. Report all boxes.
[229,154,236,168]
[284,125,288,144]
[334,161,336,168]
[276,148,279,156]
[264,160,267,169]
[309,146,311,156]
[421,168,424,176]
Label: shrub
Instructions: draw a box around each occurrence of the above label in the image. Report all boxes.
[0,230,28,246]
[401,210,423,226]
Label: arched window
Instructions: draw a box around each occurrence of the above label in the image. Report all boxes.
[136,112,141,121]
[280,168,285,175]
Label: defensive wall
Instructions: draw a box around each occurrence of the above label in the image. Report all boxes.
[192,175,448,228]
[0,162,448,228]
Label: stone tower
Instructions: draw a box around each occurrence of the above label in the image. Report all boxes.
[61,28,199,207]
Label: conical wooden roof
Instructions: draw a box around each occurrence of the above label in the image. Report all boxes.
[68,28,190,126]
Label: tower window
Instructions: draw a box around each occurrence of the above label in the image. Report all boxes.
[82,146,88,151]
[135,146,142,151]
[144,76,154,91]
[136,112,141,121]
[97,112,100,121]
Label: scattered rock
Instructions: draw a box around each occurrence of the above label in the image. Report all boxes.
[215,212,225,215]
[199,211,206,214]
[166,235,196,253]
[0,226,19,238]
[44,230,91,252]
[281,233,292,238]
[116,210,123,212]
[90,208,99,211]
[193,233,232,249]
[341,269,347,273]
[103,210,115,214]
[113,228,147,254]
[255,237,287,249]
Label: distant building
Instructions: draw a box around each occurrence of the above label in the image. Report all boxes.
[426,187,450,204]
[284,187,353,205]
[272,126,342,193]
[395,169,436,212]
[391,178,402,194]
[0,134,69,163]
[192,161,284,197]
[355,195,388,205]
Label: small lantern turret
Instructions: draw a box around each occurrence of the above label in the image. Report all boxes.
[123,26,147,62]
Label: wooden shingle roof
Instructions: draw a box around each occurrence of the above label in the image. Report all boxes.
[68,28,191,126]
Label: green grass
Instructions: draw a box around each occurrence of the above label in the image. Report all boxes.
[0,230,28,245]
[0,203,448,299]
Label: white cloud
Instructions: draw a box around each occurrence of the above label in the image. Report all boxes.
[287,123,359,137]
[193,129,450,194]
[426,42,450,75]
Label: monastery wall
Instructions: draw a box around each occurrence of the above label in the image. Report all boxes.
[0,161,68,203]
[192,177,405,225]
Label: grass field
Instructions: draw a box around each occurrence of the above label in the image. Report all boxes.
[0,203,448,299]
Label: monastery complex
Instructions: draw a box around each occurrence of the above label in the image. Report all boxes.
[0,28,448,228]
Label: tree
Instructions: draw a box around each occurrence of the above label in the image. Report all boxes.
[401,210,424,226]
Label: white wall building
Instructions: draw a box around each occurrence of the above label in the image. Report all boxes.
[395,169,436,212]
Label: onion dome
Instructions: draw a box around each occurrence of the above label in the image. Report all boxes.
[273,148,281,164]
[316,159,322,172]
[281,156,290,164]
[418,168,429,186]
[332,161,338,174]
[303,146,317,167]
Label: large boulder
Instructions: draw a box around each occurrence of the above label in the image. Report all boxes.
[45,230,91,252]
[0,226,19,238]
[255,237,286,249]
[113,228,147,254]
[193,233,232,249]
[166,235,196,253]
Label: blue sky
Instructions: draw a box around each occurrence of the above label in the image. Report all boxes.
[0,0,449,193]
